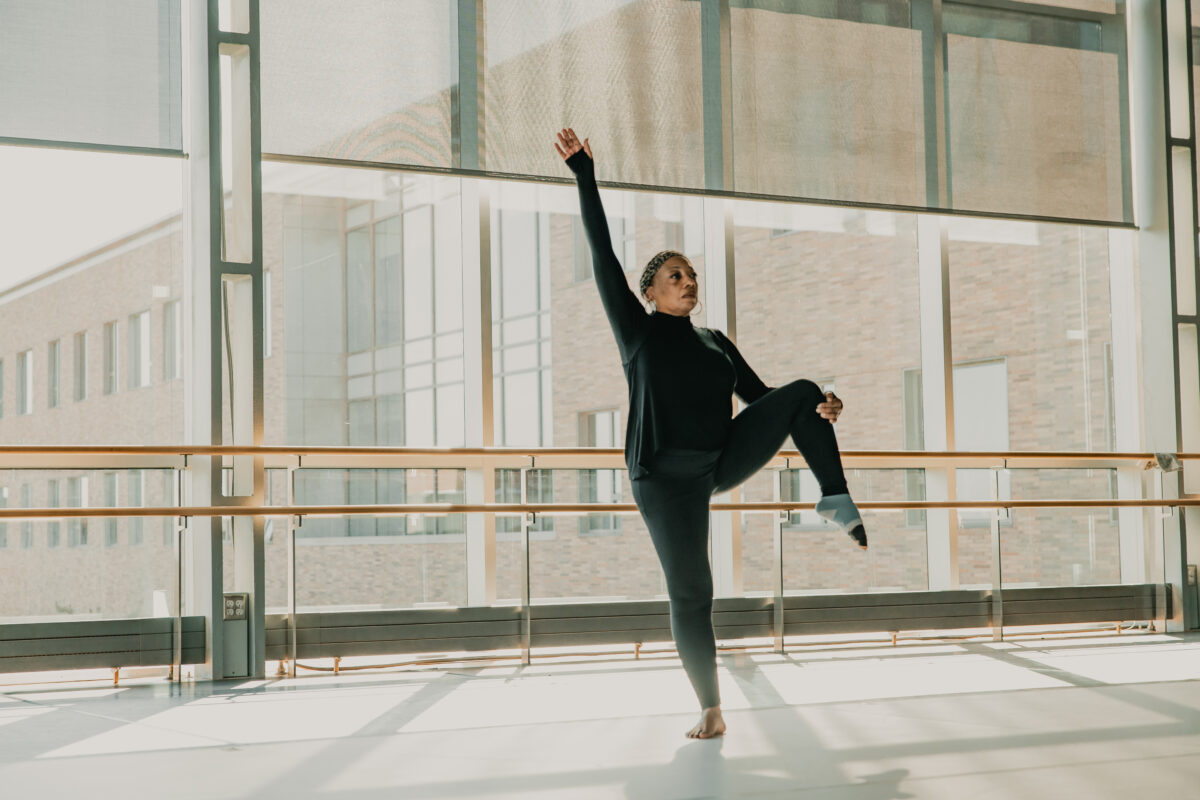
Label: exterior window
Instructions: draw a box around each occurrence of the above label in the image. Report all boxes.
[162,471,176,546]
[17,349,32,415]
[46,479,60,548]
[580,410,622,534]
[0,358,5,418]
[902,368,926,528]
[954,360,1012,527]
[903,361,1012,528]
[73,331,87,401]
[163,300,181,380]
[47,339,60,408]
[129,470,144,545]
[0,487,7,549]
[572,194,637,283]
[103,321,119,394]
[104,472,119,546]
[67,476,87,546]
[495,469,554,534]
[129,310,150,388]
[19,484,32,548]
[263,273,272,359]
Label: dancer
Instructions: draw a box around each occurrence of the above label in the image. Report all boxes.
[555,128,867,739]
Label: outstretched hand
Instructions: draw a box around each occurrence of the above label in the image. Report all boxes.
[817,392,843,423]
[554,127,592,161]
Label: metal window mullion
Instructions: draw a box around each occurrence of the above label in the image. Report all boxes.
[701,0,733,193]
[453,0,483,172]
[914,0,949,208]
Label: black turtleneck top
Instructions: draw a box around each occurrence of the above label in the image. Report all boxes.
[566,150,772,479]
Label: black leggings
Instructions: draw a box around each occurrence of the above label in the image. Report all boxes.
[630,379,848,709]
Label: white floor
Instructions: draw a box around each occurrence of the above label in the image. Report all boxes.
[2,632,1199,799]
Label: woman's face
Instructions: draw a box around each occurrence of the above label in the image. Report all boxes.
[645,256,699,317]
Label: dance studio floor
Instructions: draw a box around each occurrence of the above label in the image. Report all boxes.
[2,631,1199,799]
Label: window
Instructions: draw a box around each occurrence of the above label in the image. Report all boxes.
[103,321,119,394]
[902,368,926,528]
[20,484,32,548]
[0,359,4,418]
[262,274,272,359]
[163,300,181,380]
[17,349,32,414]
[129,470,144,545]
[901,361,1012,527]
[162,471,176,546]
[496,469,554,534]
[73,331,87,401]
[954,360,1012,527]
[128,310,150,388]
[103,472,119,546]
[66,476,87,546]
[47,339,60,408]
[46,479,60,548]
[781,468,828,530]
[580,410,622,534]
[572,194,638,283]
[0,487,7,549]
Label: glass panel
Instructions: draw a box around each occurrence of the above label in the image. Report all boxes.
[346,229,371,354]
[948,219,1114,452]
[730,1,924,206]
[733,200,920,593]
[271,164,463,447]
[282,469,467,612]
[738,469,928,595]
[260,0,454,167]
[403,205,434,340]
[1022,1,1117,11]
[0,146,184,443]
[945,6,1126,221]
[0,469,177,622]
[957,470,1120,589]
[0,0,182,151]
[374,216,402,347]
[485,0,704,188]
[491,179,706,451]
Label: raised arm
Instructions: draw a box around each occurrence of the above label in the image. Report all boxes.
[555,128,647,361]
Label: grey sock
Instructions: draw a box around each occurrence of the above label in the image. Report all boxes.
[815,493,867,549]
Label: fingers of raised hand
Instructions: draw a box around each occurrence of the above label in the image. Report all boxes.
[555,128,586,160]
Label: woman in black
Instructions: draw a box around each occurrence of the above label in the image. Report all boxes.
[555,128,867,739]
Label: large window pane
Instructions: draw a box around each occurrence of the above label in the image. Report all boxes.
[0,146,185,447]
[485,0,704,188]
[260,0,454,167]
[731,1,925,207]
[948,218,1116,587]
[270,164,463,450]
[494,178,707,603]
[0,0,182,151]
[0,469,177,622]
[945,5,1127,221]
[269,469,467,613]
[733,199,923,593]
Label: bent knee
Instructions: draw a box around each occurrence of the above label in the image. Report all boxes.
[782,378,824,407]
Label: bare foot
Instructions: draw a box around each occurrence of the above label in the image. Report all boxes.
[686,706,726,739]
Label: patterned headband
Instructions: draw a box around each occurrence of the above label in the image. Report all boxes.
[639,250,686,298]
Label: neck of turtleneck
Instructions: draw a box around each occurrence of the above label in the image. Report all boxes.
[652,310,693,326]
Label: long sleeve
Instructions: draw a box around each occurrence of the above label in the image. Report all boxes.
[712,330,772,405]
[566,150,647,362]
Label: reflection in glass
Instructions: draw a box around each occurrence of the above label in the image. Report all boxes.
[0,469,178,622]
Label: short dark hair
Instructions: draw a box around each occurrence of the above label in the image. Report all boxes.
[639,250,687,299]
